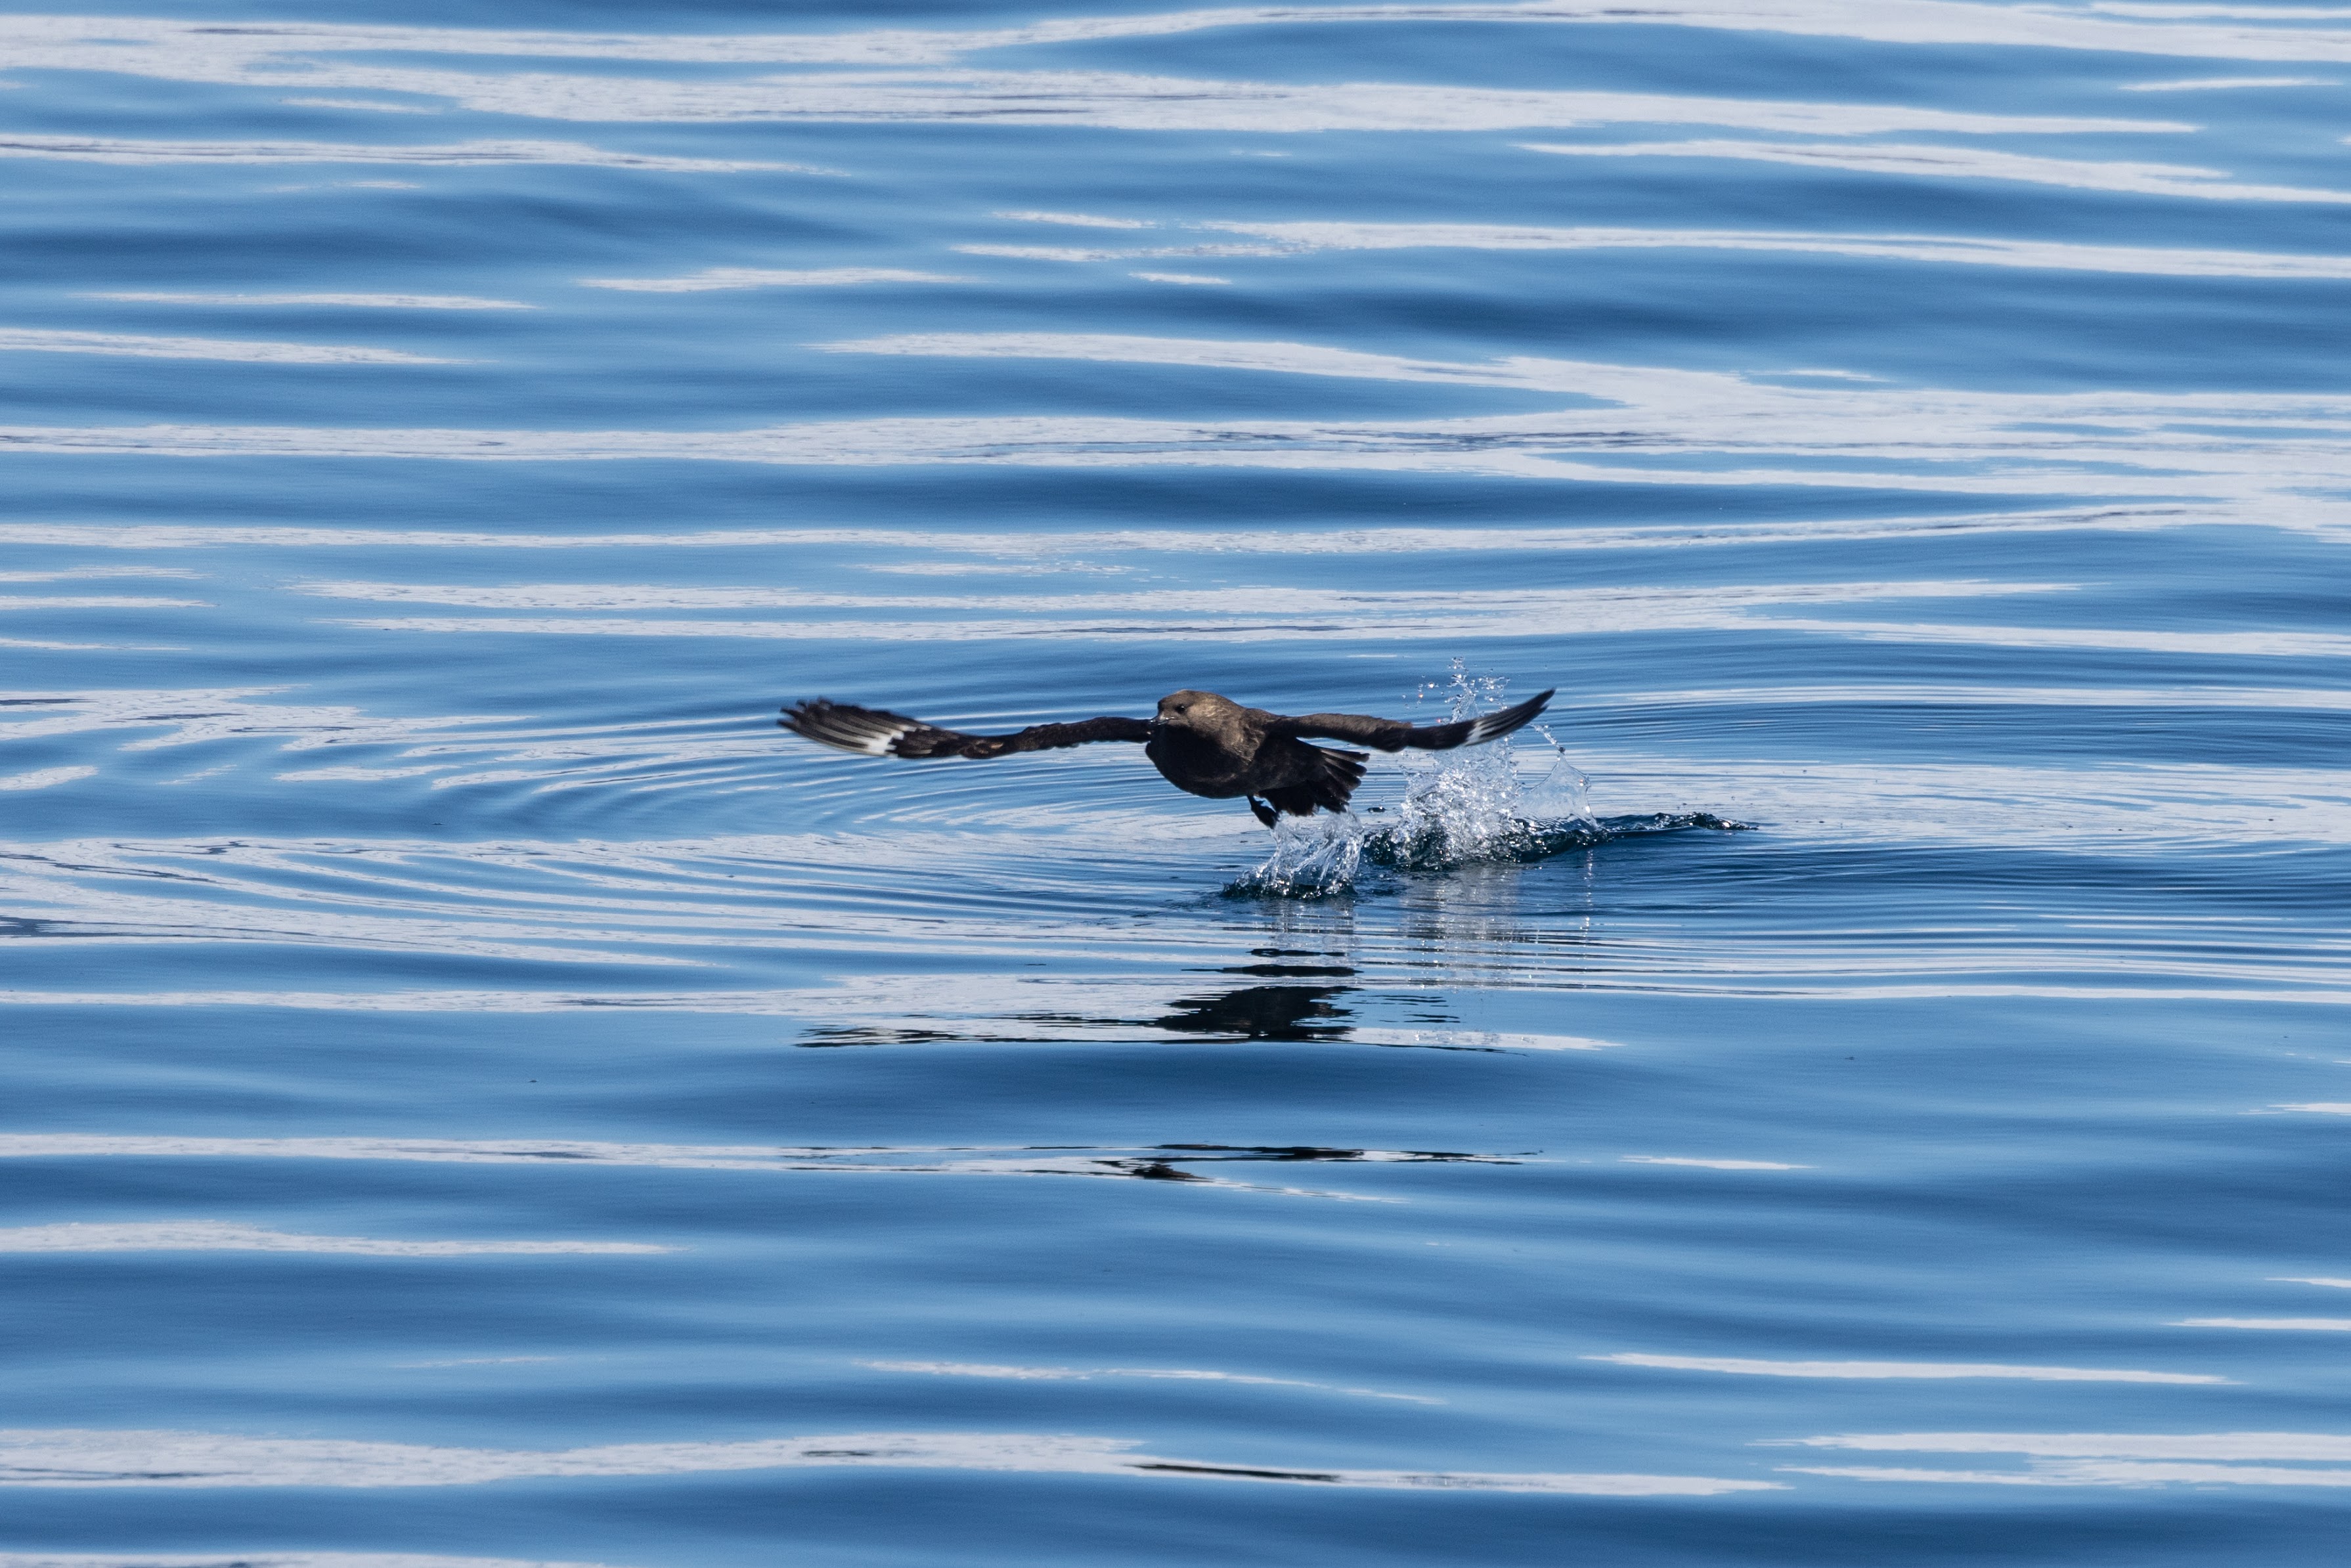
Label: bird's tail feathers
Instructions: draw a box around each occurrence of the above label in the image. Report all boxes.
[1262,745,1367,820]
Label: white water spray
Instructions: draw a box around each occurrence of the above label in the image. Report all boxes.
[1235,663,1600,898]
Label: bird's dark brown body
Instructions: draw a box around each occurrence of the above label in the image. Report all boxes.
[780,685,1553,828]
[1140,689,1371,821]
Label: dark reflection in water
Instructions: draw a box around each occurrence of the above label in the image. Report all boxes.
[1095,1143,1517,1181]
[1220,946,1356,978]
[1111,1158,1207,1182]
[795,1026,965,1049]
[1154,1144,1508,1165]
[798,984,1358,1049]
[1132,1462,1344,1483]
[797,972,1569,1053]
[1153,984,1353,1041]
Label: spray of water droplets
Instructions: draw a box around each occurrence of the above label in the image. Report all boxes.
[1229,663,1746,898]
[1230,665,1582,898]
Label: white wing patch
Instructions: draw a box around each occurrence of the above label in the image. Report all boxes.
[1462,710,1518,745]
[1455,689,1553,747]
[780,700,954,759]
[830,715,920,756]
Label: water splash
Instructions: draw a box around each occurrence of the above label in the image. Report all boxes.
[1231,663,1721,898]
[1242,810,1368,898]
[1229,663,1750,897]
[1379,664,1594,868]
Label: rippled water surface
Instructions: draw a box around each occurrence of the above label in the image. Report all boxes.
[3,1,2350,1563]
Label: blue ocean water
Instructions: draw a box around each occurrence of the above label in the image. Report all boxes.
[1,1,2348,1563]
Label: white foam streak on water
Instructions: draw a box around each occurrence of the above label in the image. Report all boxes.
[853,77,2172,135]
[0,506,2250,552]
[2094,7,2346,20]
[862,1360,1444,1402]
[1730,621,2351,657]
[1786,1431,2351,1458]
[278,97,447,114]
[0,597,205,609]
[317,615,2351,659]
[0,766,99,791]
[801,335,2351,481]
[290,577,2056,612]
[24,352,2351,514]
[1781,1430,2351,1487]
[0,55,2198,131]
[1589,1355,2227,1383]
[0,12,2235,131]
[0,1427,1776,1494]
[0,569,202,582]
[996,209,1158,229]
[1621,1156,1810,1169]
[579,268,968,292]
[1587,684,2351,713]
[1193,220,2351,279]
[83,293,534,309]
[0,1557,630,1568]
[1589,756,2351,846]
[1518,139,2351,202]
[0,687,533,751]
[0,330,460,365]
[0,136,802,170]
[330,610,2339,653]
[1786,1462,2351,1486]
[2172,1317,2351,1330]
[298,72,2187,132]
[3,4,2349,74]
[2121,74,2342,87]
[0,1223,669,1256]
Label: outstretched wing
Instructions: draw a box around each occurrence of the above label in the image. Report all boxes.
[1273,688,1554,752]
[781,699,1151,760]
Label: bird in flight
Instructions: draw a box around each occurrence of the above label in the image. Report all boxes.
[780,686,1554,827]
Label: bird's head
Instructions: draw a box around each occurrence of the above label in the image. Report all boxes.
[1153,689,1234,733]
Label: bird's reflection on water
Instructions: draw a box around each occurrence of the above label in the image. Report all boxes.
[1218,947,1356,979]
[797,846,1614,1051]
[791,816,1701,1058]
[1154,982,1353,1042]
[1091,1141,1519,1183]
[799,981,1363,1047]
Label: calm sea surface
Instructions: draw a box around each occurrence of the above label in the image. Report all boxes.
[2,1,2349,1563]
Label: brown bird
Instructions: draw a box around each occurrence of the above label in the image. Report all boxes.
[780,686,1554,827]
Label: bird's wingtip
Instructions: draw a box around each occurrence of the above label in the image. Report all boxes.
[778,698,923,757]
[1457,686,1554,745]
